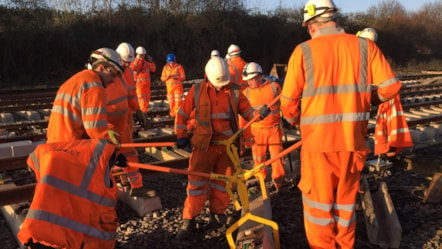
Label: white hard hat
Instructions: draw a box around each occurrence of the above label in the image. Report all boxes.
[242,62,263,81]
[227,44,241,56]
[205,57,231,87]
[116,42,135,62]
[211,50,220,57]
[302,0,338,26]
[90,48,123,73]
[357,28,378,42]
[135,46,147,55]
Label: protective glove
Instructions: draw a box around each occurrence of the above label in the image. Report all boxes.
[115,154,128,167]
[281,118,292,130]
[135,110,149,129]
[146,55,153,62]
[108,129,121,145]
[176,137,190,149]
[258,105,271,119]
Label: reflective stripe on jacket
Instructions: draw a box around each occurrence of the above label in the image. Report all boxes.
[47,69,109,143]
[244,79,281,128]
[130,58,156,84]
[160,63,185,88]
[106,75,129,134]
[374,94,413,155]
[228,56,248,90]
[281,24,401,152]
[175,81,256,152]
[122,67,140,112]
[18,139,118,249]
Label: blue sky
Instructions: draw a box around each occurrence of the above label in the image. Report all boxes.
[245,0,438,13]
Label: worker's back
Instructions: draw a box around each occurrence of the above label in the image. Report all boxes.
[47,69,109,143]
[283,25,401,152]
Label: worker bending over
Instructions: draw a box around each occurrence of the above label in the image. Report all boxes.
[109,42,156,198]
[174,57,271,240]
[46,48,123,145]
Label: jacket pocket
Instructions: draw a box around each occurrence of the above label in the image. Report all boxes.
[100,211,119,232]
[351,148,371,174]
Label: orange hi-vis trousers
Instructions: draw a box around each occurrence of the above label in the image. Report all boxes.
[183,145,234,219]
[251,125,285,181]
[119,113,143,189]
[136,83,151,113]
[166,84,183,118]
[298,150,368,249]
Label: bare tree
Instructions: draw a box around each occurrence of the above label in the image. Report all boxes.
[367,0,407,20]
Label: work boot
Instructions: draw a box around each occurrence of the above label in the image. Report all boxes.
[176,218,196,240]
[209,212,233,226]
[130,186,158,198]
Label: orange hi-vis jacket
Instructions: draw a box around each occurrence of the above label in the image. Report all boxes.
[107,70,143,188]
[175,81,256,152]
[374,94,413,155]
[130,58,156,112]
[161,62,186,117]
[243,79,281,128]
[18,139,118,249]
[160,62,186,91]
[46,69,110,143]
[281,24,402,152]
[131,58,156,85]
[106,74,129,135]
[122,67,141,113]
[228,56,248,90]
[243,79,284,180]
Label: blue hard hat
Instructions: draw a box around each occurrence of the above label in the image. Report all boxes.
[166,53,176,63]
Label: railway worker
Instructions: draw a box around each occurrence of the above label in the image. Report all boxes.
[280,0,402,248]
[111,42,157,198]
[226,44,251,148]
[242,62,287,192]
[354,30,413,156]
[226,44,248,90]
[130,46,156,115]
[160,53,186,118]
[46,48,123,145]
[356,27,378,42]
[174,56,271,240]
[18,139,127,249]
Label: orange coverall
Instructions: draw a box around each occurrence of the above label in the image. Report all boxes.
[46,69,110,143]
[281,24,401,249]
[228,55,251,147]
[244,79,285,182]
[130,57,156,112]
[161,62,185,117]
[374,94,413,155]
[19,139,118,249]
[106,69,144,189]
[175,81,256,219]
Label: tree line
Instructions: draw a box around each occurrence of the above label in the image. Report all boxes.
[0,0,440,87]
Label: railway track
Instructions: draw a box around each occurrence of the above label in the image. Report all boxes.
[1,74,442,248]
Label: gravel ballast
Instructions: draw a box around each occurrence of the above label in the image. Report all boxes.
[1,146,441,249]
